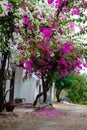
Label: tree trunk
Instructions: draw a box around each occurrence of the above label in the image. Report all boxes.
[0,53,7,112]
[42,77,52,103]
[43,92,47,103]
[56,88,62,102]
[9,70,15,101]
[42,81,47,103]
[33,77,52,106]
[33,85,51,106]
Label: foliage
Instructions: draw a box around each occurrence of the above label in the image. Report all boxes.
[0,0,87,79]
[54,74,73,89]
[14,0,87,79]
[0,0,20,112]
[66,74,87,104]
[54,74,74,102]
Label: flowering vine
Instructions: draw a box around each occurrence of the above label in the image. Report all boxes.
[0,0,87,107]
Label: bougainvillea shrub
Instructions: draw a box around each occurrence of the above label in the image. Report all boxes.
[0,0,87,108]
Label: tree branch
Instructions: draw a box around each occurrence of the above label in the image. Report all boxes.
[33,85,51,106]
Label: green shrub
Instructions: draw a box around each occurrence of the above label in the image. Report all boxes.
[54,74,73,101]
[54,74,73,90]
[66,74,87,105]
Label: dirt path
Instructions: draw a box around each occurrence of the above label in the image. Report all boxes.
[53,103,87,114]
[0,103,87,130]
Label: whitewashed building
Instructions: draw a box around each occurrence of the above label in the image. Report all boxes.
[6,67,54,103]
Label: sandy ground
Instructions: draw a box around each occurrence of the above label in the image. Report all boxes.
[0,103,87,130]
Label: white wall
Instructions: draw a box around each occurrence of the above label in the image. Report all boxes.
[19,78,36,103]
[14,67,23,99]
[6,67,36,103]
[6,67,54,103]
[14,68,37,103]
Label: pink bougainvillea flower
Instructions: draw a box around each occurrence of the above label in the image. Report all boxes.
[28,24,33,29]
[83,63,87,68]
[35,108,66,116]
[24,65,31,70]
[22,14,29,25]
[49,18,54,23]
[59,16,66,21]
[38,43,48,49]
[55,0,63,9]
[61,70,68,77]
[47,49,53,55]
[38,13,45,21]
[19,50,24,54]
[84,0,87,4]
[6,2,13,11]
[48,0,54,4]
[48,18,54,26]
[15,25,20,30]
[24,0,28,3]
[77,54,83,59]
[60,43,74,54]
[68,22,75,30]
[80,27,85,33]
[41,28,53,39]
[55,0,63,3]
[23,59,33,70]
[60,57,66,65]
[47,65,52,69]
[72,8,81,15]
[39,25,46,32]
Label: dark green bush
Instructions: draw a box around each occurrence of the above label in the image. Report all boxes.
[66,74,87,105]
[54,74,73,101]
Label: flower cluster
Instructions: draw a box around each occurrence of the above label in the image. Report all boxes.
[34,108,66,116]
[0,0,87,79]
